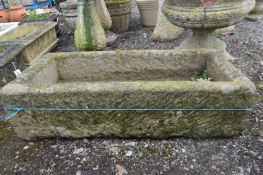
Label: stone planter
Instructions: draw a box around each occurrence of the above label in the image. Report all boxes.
[105,0,132,32]
[0,21,59,64]
[0,43,26,87]
[162,0,255,51]
[0,49,256,140]
[247,0,263,21]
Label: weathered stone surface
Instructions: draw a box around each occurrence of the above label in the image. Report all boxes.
[151,1,183,42]
[74,0,107,51]
[105,30,118,45]
[0,22,58,64]
[105,0,132,32]
[95,0,112,29]
[60,0,112,30]
[0,49,256,140]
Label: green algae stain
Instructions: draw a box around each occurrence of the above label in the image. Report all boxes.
[0,121,12,140]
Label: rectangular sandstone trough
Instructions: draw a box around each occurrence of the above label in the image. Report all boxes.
[0,43,26,87]
[0,49,256,140]
[0,21,58,64]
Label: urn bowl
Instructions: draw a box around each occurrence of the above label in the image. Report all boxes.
[162,0,256,30]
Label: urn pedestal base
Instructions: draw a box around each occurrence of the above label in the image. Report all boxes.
[179,30,235,60]
[180,30,225,50]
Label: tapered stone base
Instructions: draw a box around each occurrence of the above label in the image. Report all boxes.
[179,30,226,50]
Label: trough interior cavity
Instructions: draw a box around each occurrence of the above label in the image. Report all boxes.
[0,23,41,41]
[16,51,237,85]
[53,51,211,83]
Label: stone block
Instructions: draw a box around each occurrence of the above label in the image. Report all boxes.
[0,49,256,140]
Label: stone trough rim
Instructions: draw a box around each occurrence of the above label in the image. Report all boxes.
[0,49,256,96]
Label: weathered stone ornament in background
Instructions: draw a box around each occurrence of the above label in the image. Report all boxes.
[95,0,118,45]
[60,0,112,30]
[247,0,263,21]
[151,1,184,42]
[60,0,78,30]
[162,0,255,51]
[74,0,107,51]
[95,0,112,29]
[105,0,132,32]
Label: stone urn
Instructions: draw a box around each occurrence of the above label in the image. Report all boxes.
[247,0,263,21]
[162,0,255,51]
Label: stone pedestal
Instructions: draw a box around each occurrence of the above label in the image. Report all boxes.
[247,0,263,21]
